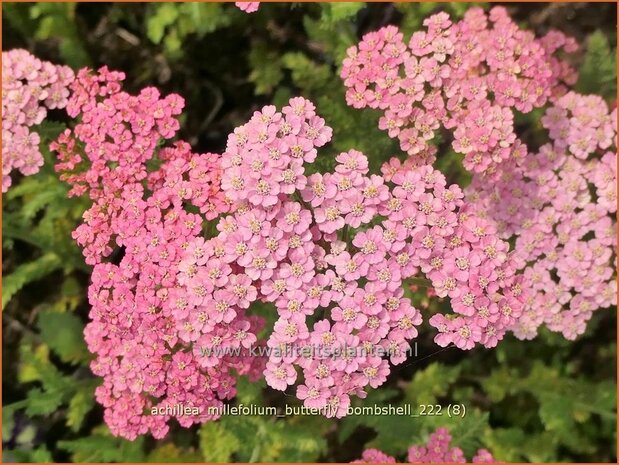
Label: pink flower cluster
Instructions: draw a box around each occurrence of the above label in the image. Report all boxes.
[235,2,260,13]
[353,428,495,463]
[177,97,526,419]
[467,92,617,340]
[381,157,527,350]
[341,7,577,175]
[52,68,263,440]
[2,49,74,192]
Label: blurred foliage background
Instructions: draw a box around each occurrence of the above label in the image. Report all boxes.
[2,2,617,463]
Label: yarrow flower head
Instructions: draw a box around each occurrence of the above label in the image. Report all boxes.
[353,428,496,463]
[52,67,262,440]
[181,97,526,420]
[2,49,74,192]
[341,6,577,175]
[382,158,527,350]
[466,92,617,340]
[235,1,260,13]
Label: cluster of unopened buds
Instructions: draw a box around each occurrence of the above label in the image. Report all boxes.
[341,6,577,175]
[2,49,74,192]
[353,428,495,463]
[52,67,263,440]
[467,92,617,340]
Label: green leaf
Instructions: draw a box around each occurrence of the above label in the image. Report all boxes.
[2,253,62,310]
[25,387,65,416]
[37,310,89,364]
[19,341,74,417]
[146,3,180,44]
[66,382,97,431]
[29,3,91,67]
[538,394,576,441]
[339,387,422,455]
[199,412,328,463]
[480,366,515,402]
[2,3,37,39]
[10,178,68,221]
[249,42,284,95]
[577,30,617,99]
[18,344,52,384]
[179,3,231,37]
[147,2,230,57]
[19,342,73,397]
[262,418,327,462]
[16,424,37,445]
[303,16,357,63]
[52,277,84,312]
[446,410,490,458]
[3,404,17,439]
[338,387,399,442]
[163,27,183,56]
[31,447,54,463]
[147,443,203,462]
[404,362,461,405]
[281,52,332,93]
[320,3,364,25]
[36,120,67,144]
[483,427,528,462]
[58,433,146,462]
[234,376,265,405]
[199,421,240,462]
